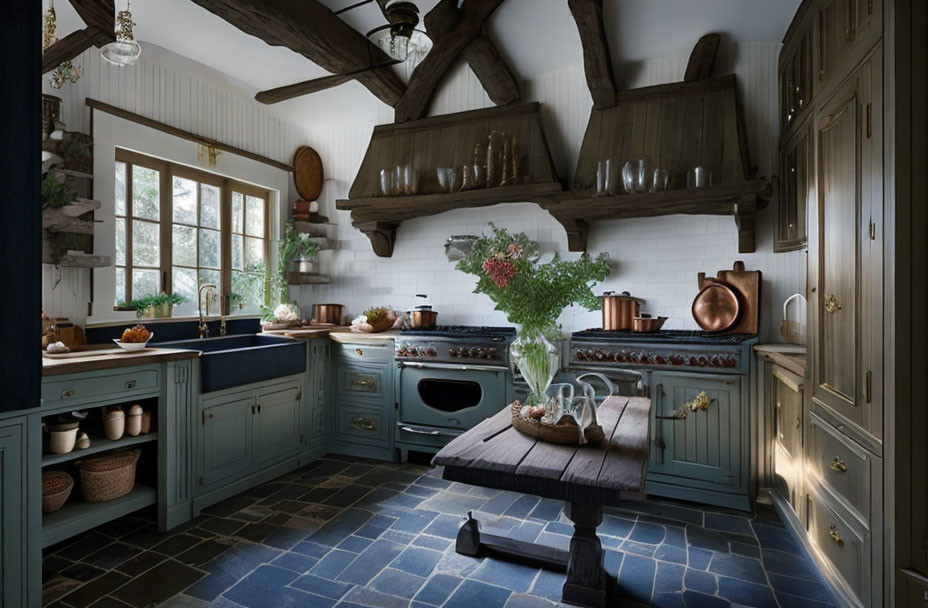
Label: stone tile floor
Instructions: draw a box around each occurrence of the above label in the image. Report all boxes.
[43,456,840,608]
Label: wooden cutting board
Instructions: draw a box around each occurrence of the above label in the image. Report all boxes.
[293,146,324,201]
[715,261,761,335]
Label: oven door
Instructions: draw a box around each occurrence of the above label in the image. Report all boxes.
[398,362,509,430]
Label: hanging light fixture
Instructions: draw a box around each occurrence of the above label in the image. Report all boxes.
[366,1,431,77]
[101,0,141,67]
[43,1,82,88]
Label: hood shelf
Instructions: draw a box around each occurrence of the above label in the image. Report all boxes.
[337,103,563,257]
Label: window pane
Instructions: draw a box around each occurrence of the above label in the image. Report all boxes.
[198,269,221,298]
[200,184,220,229]
[231,234,243,271]
[115,218,126,266]
[245,195,264,236]
[132,268,159,299]
[199,228,220,269]
[115,162,126,216]
[132,165,160,220]
[173,176,197,225]
[172,266,198,305]
[132,220,159,267]
[115,267,126,305]
[245,237,264,267]
[232,192,244,233]
[172,225,197,267]
[231,269,265,314]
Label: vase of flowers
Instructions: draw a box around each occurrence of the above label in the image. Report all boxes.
[456,225,611,406]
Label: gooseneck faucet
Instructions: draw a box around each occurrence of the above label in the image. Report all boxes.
[198,284,218,339]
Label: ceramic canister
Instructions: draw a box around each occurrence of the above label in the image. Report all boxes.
[126,404,143,437]
[104,410,125,441]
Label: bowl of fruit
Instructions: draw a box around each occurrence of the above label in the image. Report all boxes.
[113,325,153,351]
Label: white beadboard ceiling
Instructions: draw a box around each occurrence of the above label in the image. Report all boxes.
[47,0,800,126]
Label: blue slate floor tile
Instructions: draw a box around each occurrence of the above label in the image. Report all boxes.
[354,514,397,540]
[654,543,688,564]
[412,535,451,551]
[509,521,545,543]
[530,568,565,601]
[544,521,573,536]
[225,565,335,608]
[480,491,522,516]
[503,495,540,519]
[309,548,357,579]
[390,510,439,534]
[470,558,539,593]
[654,561,685,594]
[663,526,688,548]
[686,526,731,552]
[707,552,767,585]
[527,499,562,522]
[504,592,558,608]
[337,535,373,554]
[684,567,718,595]
[683,589,731,608]
[599,515,635,539]
[310,510,373,547]
[617,553,656,605]
[291,573,354,599]
[761,548,819,580]
[630,521,667,544]
[652,592,687,608]
[292,541,331,559]
[774,592,838,607]
[422,514,462,539]
[270,551,318,573]
[369,568,427,599]
[604,548,624,578]
[444,579,513,608]
[704,513,754,536]
[687,547,714,570]
[717,576,778,608]
[185,570,238,602]
[766,572,837,603]
[751,521,800,552]
[413,573,462,605]
[381,529,417,544]
[620,539,659,557]
[337,539,405,585]
[391,546,443,577]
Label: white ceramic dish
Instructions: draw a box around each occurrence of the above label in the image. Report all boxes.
[112,333,154,352]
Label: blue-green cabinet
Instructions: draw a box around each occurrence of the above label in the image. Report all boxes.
[0,418,39,608]
[330,341,395,462]
[307,339,331,447]
[200,394,254,489]
[255,385,303,466]
[647,371,750,510]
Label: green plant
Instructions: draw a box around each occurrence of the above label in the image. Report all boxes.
[41,170,73,208]
[231,262,269,311]
[274,222,319,302]
[117,292,187,316]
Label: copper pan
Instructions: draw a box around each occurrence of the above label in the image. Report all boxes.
[692,278,741,332]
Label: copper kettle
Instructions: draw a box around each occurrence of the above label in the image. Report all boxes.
[601,291,641,331]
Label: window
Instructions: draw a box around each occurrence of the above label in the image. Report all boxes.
[114,149,270,316]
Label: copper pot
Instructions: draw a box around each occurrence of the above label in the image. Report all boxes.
[632,314,668,333]
[407,308,438,329]
[601,291,641,331]
[311,303,344,325]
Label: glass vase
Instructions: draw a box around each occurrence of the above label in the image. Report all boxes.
[510,326,560,407]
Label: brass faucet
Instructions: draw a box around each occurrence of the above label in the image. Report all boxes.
[198,284,217,339]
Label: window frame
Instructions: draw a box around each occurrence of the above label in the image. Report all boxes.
[114,148,271,316]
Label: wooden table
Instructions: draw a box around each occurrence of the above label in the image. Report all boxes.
[433,396,651,608]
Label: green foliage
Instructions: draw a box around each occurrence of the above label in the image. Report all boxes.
[117,292,187,315]
[41,171,73,208]
[231,262,268,311]
[274,222,319,302]
[363,306,390,323]
[455,224,611,334]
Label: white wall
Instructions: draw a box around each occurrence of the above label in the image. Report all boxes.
[295,43,806,341]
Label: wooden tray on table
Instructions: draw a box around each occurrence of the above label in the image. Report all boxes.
[510,402,604,445]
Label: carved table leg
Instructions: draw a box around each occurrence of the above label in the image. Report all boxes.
[562,502,608,608]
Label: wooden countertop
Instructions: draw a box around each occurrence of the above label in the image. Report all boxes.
[261,325,351,339]
[42,345,200,377]
[328,329,399,344]
[755,344,807,377]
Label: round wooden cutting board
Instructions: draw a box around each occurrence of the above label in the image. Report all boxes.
[293,146,324,201]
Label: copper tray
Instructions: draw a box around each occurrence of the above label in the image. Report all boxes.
[692,279,741,332]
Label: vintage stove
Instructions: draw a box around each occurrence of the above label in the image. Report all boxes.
[569,329,759,511]
[394,327,516,459]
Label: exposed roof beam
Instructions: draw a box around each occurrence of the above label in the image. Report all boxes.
[568,0,616,108]
[189,0,406,107]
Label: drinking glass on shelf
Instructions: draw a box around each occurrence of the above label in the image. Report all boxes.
[650,168,669,192]
[634,159,648,193]
[393,166,403,196]
[437,167,449,192]
[605,159,616,195]
[380,169,393,197]
[596,161,605,196]
[403,164,418,195]
[621,161,635,193]
[473,164,486,189]
[687,165,711,189]
[447,168,458,192]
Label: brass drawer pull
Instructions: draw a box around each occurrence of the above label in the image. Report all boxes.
[351,377,375,388]
[61,389,75,399]
[355,348,363,356]
[350,415,378,433]
[795,417,801,429]
[824,294,843,313]
[830,457,848,472]
[125,380,136,390]
[829,524,844,547]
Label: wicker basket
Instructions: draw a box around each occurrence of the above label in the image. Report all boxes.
[76,449,140,503]
[510,402,605,446]
[42,471,74,513]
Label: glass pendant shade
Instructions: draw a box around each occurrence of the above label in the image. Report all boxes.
[366,27,432,77]
[101,39,141,67]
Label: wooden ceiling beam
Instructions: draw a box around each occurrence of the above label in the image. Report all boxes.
[567,0,616,108]
[394,0,505,123]
[42,0,114,74]
[189,0,406,107]
[424,0,519,108]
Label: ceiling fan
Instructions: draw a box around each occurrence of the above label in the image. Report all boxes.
[255,0,432,105]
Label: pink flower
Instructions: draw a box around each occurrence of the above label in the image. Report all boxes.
[508,243,523,260]
[482,257,516,288]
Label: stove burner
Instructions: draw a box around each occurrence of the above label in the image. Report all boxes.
[571,329,756,345]
[401,326,517,338]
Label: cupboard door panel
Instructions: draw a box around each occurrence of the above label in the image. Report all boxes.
[0,425,24,608]
[200,397,253,489]
[777,121,812,250]
[255,386,303,466]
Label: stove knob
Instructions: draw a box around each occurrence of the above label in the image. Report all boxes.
[476,348,487,359]
[487,347,498,359]
[709,355,720,367]
[576,350,589,361]
[688,356,699,366]
[655,355,667,365]
[631,352,643,364]
[592,350,605,361]
[725,355,738,368]
[614,350,627,363]
[670,354,683,365]
[449,347,459,357]
[469,347,480,358]
[698,356,709,367]
[426,347,438,357]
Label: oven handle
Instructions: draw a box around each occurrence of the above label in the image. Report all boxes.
[398,424,465,438]
[397,361,509,373]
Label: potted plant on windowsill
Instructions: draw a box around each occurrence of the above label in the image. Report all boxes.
[455,224,611,407]
[117,292,187,318]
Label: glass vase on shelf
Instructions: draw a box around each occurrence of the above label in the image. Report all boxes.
[510,325,561,407]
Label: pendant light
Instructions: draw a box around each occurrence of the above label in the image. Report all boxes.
[101,0,141,67]
[43,1,82,87]
[365,1,431,78]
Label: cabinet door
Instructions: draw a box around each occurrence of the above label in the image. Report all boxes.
[812,50,881,435]
[0,425,24,608]
[771,366,804,515]
[255,385,303,466]
[777,120,812,251]
[781,27,813,134]
[200,396,253,489]
[817,0,855,86]
[650,373,744,489]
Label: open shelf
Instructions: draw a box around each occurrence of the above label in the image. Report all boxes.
[42,483,157,548]
[42,432,158,467]
[287,272,332,285]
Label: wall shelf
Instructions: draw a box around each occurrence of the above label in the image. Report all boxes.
[287,272,331,285]
[42,432,158,467]
[42,483,157,548]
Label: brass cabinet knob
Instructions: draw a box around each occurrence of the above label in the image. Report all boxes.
[824,294,843,313]
[355,348,363,356]
[829,523,844,546]
[830,456,848,472]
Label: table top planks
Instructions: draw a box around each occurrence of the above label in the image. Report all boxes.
[433,396,651,506]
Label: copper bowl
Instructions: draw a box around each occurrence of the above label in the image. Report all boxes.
[632,315,668,333]
[692,280,741,332]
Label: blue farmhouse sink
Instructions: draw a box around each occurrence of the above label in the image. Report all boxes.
[162,334,306,393]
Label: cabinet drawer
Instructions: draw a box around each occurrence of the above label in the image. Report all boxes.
[335,342,393,363]
[336,365,388,400]
[808,484,869,601]
[808,413,873,520]
[42,368,160,405]
[335,403,389,447]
